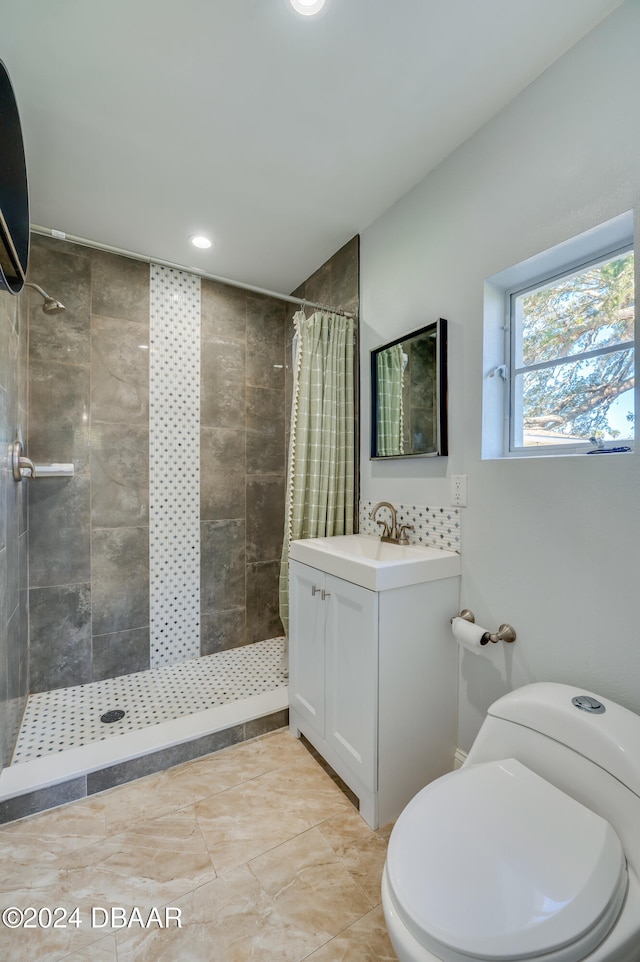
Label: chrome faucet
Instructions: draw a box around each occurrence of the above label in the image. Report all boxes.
[369,502,414,545]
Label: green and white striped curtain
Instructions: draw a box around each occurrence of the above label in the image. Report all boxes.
[376,345,405,456]
[279,310,355,636]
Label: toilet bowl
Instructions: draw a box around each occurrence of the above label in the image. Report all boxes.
[382,683,640,962]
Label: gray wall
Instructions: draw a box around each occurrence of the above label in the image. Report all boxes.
[0,286,29,768]
[26,234,288,692]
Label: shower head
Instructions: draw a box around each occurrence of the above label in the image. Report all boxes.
[25,281,66,315]
[42,295,66,315]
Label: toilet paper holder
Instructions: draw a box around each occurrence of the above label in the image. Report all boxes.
[450,609,516,644]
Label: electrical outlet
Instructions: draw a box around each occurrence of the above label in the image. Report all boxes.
[451,474,467,507]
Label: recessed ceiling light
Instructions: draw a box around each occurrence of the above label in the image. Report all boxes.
[190,235,212,249]
[289,0,327,16]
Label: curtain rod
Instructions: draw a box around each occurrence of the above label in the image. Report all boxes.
[31,224,357,318]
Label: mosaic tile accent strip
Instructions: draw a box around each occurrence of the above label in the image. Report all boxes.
[359,501,461,552]
[149,265,201,667]
[12,638,287,764]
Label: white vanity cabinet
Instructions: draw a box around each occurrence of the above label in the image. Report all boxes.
[289,562,378,794]
[288,539,460,830]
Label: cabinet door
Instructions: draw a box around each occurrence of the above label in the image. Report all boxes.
[324,574,378,789]
[289,560,326,737]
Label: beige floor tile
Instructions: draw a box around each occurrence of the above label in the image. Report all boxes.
[316,807,389,905]
[256,751,356,814]
[0,728,398,962]
[304,904,399,961]
[195,754,351,874]
[116,864,273,962]
[0,839,72,896]
[63,933,118,962]
[172,729,305,793]
[248,728,314,768]
[0,808,218,962]
[108,804,215,858]
[98,765,215,833]
[194,786,316,876]
[0,795,108,844]
[0,799,111,896]
[98,732,307,834]
[0,909,111,962]
[50,807,217,911]
[247,826,372,959]
[118,828,377,962]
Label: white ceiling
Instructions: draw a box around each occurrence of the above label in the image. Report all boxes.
[2,0,624,295]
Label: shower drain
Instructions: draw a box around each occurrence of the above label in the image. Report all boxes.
[100,709,126,724]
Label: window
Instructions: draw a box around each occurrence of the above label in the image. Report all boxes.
[511,247,634,451]
[483,213,635,458]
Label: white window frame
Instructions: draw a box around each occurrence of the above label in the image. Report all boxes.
[482,211,636,460]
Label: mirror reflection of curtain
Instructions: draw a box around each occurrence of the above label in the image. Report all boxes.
[376,345,405,456]
[279,310,355,636]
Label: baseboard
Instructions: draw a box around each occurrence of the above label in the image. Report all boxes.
[453,748,468,770]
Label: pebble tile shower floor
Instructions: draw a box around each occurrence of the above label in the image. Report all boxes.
[13,637,287,764]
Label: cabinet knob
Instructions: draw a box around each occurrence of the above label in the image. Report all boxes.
[311,585,320,596]
[321,589,330,600]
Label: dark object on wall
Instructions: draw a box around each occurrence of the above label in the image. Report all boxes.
[0,59,29,293]
[371,318,448,459]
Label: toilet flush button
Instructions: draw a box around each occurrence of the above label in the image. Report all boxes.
[572,695,606,714]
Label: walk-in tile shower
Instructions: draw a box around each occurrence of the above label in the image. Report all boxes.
[0,232,359,821]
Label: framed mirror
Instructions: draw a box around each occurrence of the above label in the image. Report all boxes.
[370,318,448,459]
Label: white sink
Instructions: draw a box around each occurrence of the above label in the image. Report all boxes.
[289,534,460,591]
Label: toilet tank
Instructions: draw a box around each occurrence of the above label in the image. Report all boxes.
[465,682,640,799]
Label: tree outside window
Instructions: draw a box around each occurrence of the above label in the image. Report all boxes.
[510,249,635,449]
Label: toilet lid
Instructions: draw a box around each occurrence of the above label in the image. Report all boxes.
[386,758,627,962]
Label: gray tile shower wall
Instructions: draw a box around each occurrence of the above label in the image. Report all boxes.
[200,282,287,653]
[28,583,92,691]
[0,285,29,770]
[27,237,151,694]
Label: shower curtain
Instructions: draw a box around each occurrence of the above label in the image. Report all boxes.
[376,344,405,456]
[279,309,355,636]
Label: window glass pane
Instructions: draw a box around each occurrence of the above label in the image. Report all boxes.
[517,251,634,367]
[516,347,635,447]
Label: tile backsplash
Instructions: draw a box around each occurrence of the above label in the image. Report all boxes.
[359,501,461,553]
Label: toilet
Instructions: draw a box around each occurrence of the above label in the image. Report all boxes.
[382,682,640,962]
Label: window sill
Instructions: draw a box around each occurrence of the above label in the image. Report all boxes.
[486,446,635,462]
